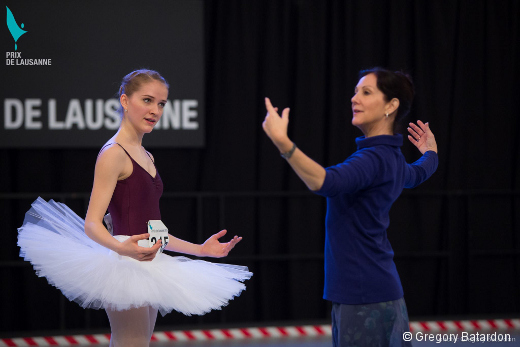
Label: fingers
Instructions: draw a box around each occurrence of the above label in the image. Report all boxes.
[408,120,437,154]
[281,107,290,120]
[408,121,428,142]
[225,236,241,248]
[225,236,242,251]
[416,120,434,135]
[424,122,434,136]
[150,239,162,251]
[408,122,422,135]
[265,98,288,119]
[219,237,241,257]
[140,252,157,261]
[213,229,227,240]
[132,233,150,241]
[138,239,162,261]
[118,234,163,261]
[140,239,161,253]
[264,98,278,125]
[204,229,241,255]
[407,134,418,145]
[265,97,275,112]
[407,126,420,143]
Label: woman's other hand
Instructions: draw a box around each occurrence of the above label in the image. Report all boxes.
[408,120,438,154]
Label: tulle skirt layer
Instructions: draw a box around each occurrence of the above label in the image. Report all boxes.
[17,197,252,316]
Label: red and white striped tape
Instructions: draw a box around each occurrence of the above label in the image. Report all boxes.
[2,319,519,346]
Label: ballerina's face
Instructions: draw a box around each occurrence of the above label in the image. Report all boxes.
[123,80,169,133]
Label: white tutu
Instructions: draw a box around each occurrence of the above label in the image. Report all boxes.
[17,197,252,316]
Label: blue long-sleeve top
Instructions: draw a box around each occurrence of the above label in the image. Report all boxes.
[314,134,438,304]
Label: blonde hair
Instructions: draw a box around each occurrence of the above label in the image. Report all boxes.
[118,69,169,115]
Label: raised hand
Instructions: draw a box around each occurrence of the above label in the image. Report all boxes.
[118,233,162,261]
[200,230,242,258]
[263,97,292,151]
[407,120,438,154]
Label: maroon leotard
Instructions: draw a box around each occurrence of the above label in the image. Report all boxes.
[105,143,163,236]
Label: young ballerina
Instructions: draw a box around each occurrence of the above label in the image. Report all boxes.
[18,69,252,347]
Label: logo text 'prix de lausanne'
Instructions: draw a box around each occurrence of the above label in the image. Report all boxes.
[6,6,51,66]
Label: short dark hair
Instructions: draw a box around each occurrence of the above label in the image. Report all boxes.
[359,67,415,133]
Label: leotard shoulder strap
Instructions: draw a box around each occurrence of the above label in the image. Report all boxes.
[98,142,130,158]
[98,143,155,165]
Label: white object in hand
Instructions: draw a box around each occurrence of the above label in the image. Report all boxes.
[137,220,169,252]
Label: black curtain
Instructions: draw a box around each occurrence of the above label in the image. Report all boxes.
[1,0,519,334]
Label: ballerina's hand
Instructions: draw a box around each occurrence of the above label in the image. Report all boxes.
[263,97,291,148]
[407,120,438,154]
[201,229,242,258]
[118,233,162,262]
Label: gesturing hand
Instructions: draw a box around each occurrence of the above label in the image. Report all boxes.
[118,233,162,262]
[263,97,292,151]
[201,230,242,258]
[408,120,438,154]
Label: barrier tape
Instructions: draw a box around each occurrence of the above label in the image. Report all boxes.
[2,319,519,346]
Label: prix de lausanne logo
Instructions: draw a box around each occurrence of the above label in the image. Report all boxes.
[6,6,27,51]
[5,6,51,66]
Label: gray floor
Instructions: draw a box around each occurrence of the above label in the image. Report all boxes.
[151,336,332,347]
[148,332,520,347]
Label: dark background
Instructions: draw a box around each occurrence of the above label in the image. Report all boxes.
[1,0,519,336]
[1,0,205,147]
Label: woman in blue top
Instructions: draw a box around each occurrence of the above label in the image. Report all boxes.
[263,68,438,347]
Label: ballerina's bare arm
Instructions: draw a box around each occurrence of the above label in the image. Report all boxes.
[84,145,162,261]
[164,229,242,258]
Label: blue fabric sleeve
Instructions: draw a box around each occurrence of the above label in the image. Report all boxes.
[314,149,380,197]
[404,151,439,188]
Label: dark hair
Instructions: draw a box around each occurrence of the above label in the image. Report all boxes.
[118,69,169,116]
[359,67,414,133]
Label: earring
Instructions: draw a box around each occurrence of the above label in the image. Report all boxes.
[125,109,128,112]
[385,113,389,118]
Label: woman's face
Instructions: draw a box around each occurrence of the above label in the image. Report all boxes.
[123,80,169,133]
[351,73,390,132]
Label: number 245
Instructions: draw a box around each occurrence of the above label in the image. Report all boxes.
[150,236,169,246]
